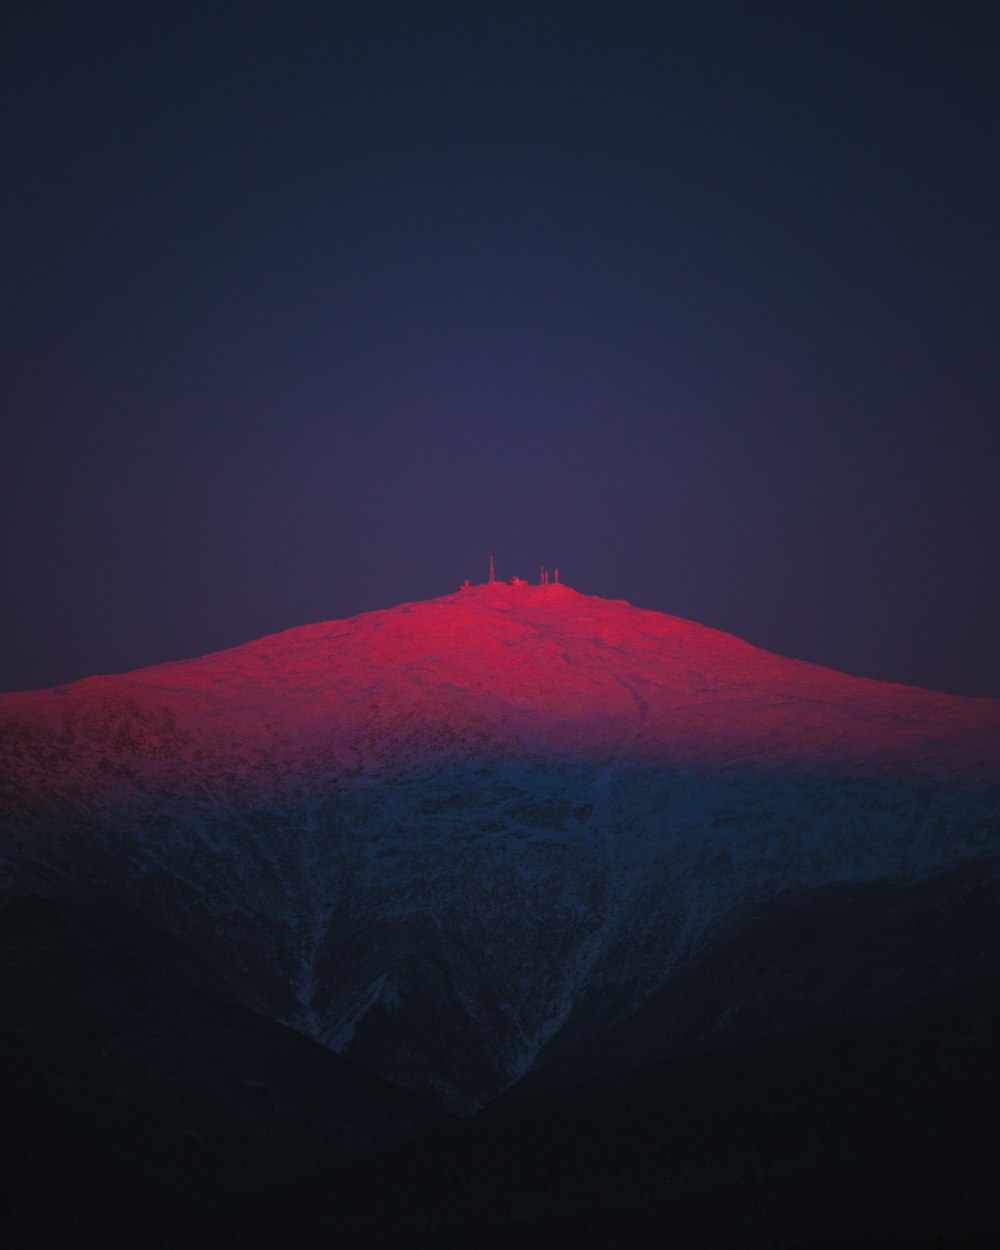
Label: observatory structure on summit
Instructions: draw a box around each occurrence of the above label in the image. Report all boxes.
[460,556,560,590]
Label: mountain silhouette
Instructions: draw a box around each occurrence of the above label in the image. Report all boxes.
[2,585,999,1246]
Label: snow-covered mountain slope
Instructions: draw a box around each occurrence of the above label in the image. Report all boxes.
[2,585,999,1111]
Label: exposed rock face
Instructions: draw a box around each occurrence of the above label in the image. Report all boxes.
[2,585,998,1112]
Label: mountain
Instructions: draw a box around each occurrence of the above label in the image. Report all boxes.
[2,583,999,1124]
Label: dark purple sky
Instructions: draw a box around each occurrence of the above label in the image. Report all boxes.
[4,4,999,697]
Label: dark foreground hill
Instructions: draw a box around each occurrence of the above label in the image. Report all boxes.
[169,859,998,1250]
[0,896,442,1248]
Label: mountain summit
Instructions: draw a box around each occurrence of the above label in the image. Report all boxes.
[2,587,999,1111]
[5,583,997,771]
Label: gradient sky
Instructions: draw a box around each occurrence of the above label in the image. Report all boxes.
[4,3,999,697]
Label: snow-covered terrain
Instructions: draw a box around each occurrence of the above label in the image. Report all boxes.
[2,584,998,1111]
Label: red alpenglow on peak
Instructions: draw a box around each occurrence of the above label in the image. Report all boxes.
[2,584,999,780]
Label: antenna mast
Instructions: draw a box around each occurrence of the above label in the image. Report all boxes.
[489,554,495,585]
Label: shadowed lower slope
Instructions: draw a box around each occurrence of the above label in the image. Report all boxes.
[188,862,1000,1249]
[0,895,443,1247]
